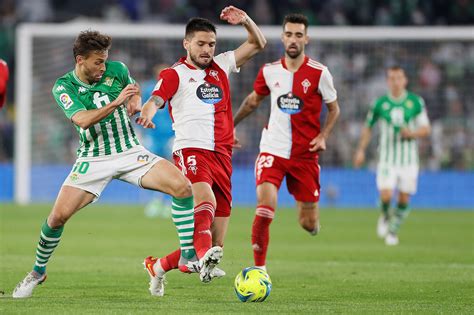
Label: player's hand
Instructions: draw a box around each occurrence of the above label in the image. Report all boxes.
[400,127,415,140]
[126,99,141,117]
[353,149,365,168]
[114,84,139,108]
[233,129,242,149]
[135,115,156,129]
[309,134,326,152]
[220,6,248,25]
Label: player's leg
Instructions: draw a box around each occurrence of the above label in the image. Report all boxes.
[13,186,95,298]
[376,165,396,238]
[296,201,320,235]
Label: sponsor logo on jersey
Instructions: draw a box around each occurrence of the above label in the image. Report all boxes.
[104,77,114,87]
[78,86,87,93]
[56,85,65,92]
[196,82,223,105]
[301,79,311,94]
[137,154,150,163]
[277,92,303,114]
[209,70,219,81]
[59,93,73,109]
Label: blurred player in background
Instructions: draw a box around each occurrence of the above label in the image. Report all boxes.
[354,66,431,246]
[0,58,8,109]
[12,30,197,298]
[233,14,340,272]
[137,6,266,295]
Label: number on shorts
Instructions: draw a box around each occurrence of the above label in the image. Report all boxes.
[187,155,196,167]
[257,155,274,170]
[73,161,90,174]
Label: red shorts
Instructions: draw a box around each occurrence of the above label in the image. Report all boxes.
[173,148,232,217]
[255,152,320,202]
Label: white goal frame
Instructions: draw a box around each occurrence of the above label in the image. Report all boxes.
[15,23,474,204]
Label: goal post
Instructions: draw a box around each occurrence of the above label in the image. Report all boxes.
[15,23,474,205]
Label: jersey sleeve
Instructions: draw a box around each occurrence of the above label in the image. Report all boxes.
[151,68,179,106]
[318,67,337,103]
[415,97,430,128]
[213,51,240,75]
[253,66,270,96]
[365,100,379,129]
[52,80,86,120]
[115,61,136,86]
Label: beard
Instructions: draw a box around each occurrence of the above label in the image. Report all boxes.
[190,53,212,69]
[83,65,101,83]
[286,46,303,59]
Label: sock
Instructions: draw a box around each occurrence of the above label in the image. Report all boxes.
[158,249,181,274]
[171,196,196,259]
[381,201,390,219]
[33,221,64,275]
[252,205,275,267]
[193,202,214,259]
[389,203,410,234]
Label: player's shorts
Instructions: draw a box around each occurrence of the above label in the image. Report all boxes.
[63,145,163,201]
[255,152,320,203]
[173,148,232,217]
[376,164,419,194]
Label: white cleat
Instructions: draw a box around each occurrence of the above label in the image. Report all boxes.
[385,233,399,246]
[12,271,47,298]
[210,267,226,279]
[199,246,223,283]
[377,215,389,238]
[143,256,166,297]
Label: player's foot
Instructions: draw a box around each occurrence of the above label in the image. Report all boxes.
[199,246,223,283]
[309,223,321,236]
[143,256,166,296]
[255,265,267,272]
[210,267,226,279]
[377,215,389,238]
[385,233,399,246]
[178,254,200,274]
[12,271,47,298]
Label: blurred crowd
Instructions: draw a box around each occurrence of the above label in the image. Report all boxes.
[0,1,473,170]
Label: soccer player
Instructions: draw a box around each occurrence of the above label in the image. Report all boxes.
[136,6,266,295]
[0,58,8,109]
[354,66,431,246]
[12,30,197,298]
[233,14,340,272]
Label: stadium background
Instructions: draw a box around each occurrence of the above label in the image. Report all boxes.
[0,1,473,208]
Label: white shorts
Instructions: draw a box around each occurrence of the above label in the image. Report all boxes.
[63,145,163,201]
[376,164,419,194]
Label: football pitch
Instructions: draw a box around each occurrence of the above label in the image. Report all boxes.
[1,204,473,314]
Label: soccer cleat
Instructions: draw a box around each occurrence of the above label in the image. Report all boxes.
[377,215,389,238]
[199,246,223,283]
[309,223,321,236]
[12,271,47,298]
[385,233,399,246]
[210,267,226,279]
[143,256,165,297]
[178,254,199,274]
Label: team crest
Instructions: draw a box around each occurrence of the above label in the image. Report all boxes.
[209,70,219,81]
[301,79,311,94]
[69,173,79,182]
[383,102,390,110]
[406,100,413,108]
[188,164,197,175]
[104,77,114,86]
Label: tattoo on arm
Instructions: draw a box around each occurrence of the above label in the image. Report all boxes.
[149,95,165,108]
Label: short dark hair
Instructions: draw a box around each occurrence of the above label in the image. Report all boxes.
[73,30,112,60]
[185,17,216,39]
[283,14,308,30]
[386,65,406,75]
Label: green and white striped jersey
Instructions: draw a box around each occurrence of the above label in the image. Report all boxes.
[366,91,430,167]
[52,61,140,158]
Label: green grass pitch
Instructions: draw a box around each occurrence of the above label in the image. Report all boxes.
[1,204,473,314]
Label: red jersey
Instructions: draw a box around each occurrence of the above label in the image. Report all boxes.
[0,59,9,108]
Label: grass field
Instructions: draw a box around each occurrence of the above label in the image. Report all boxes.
[1,203,473,314]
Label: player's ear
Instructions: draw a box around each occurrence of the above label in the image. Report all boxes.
[76,55,84,65]
[305,34,309,45]
[183,38,189,51]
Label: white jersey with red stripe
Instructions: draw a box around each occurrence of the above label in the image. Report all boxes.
[152,51,239,157]
[254,56,337,160]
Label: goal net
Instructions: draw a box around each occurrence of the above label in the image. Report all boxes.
[16,24,474,205]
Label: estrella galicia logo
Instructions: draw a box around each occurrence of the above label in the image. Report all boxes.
[196,82,223,105]
[137,155,149,163]
[277,92,303,114]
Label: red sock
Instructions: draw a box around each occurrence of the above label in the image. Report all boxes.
[159,249,180,272]
[193,202,214,259]
[252,205,275,266]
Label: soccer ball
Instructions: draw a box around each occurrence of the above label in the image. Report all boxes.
[234,267,272,302]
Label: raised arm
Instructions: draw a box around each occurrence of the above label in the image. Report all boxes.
[220,6,266,67]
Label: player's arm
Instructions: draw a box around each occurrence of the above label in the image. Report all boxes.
[234,91,266,127]
[72,84,139,130]
[309,100,340,152]
[136,95,166,129]
[400,101,431,140]
[126,83,142,117]
[353,126,372,168]
[220,6,266,67]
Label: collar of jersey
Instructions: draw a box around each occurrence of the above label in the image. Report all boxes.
[72,70,97,88]
[387,91,408,104]
[179,57,209,71]
[281,56,309,72]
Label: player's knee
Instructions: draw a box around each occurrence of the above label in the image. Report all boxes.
[48,211,70,228]
[173,178,193,199]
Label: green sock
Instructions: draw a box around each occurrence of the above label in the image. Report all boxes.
[389,203,410,234]
[33,221,64,275]
[171,196,196,259]
[381,201,390,218]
